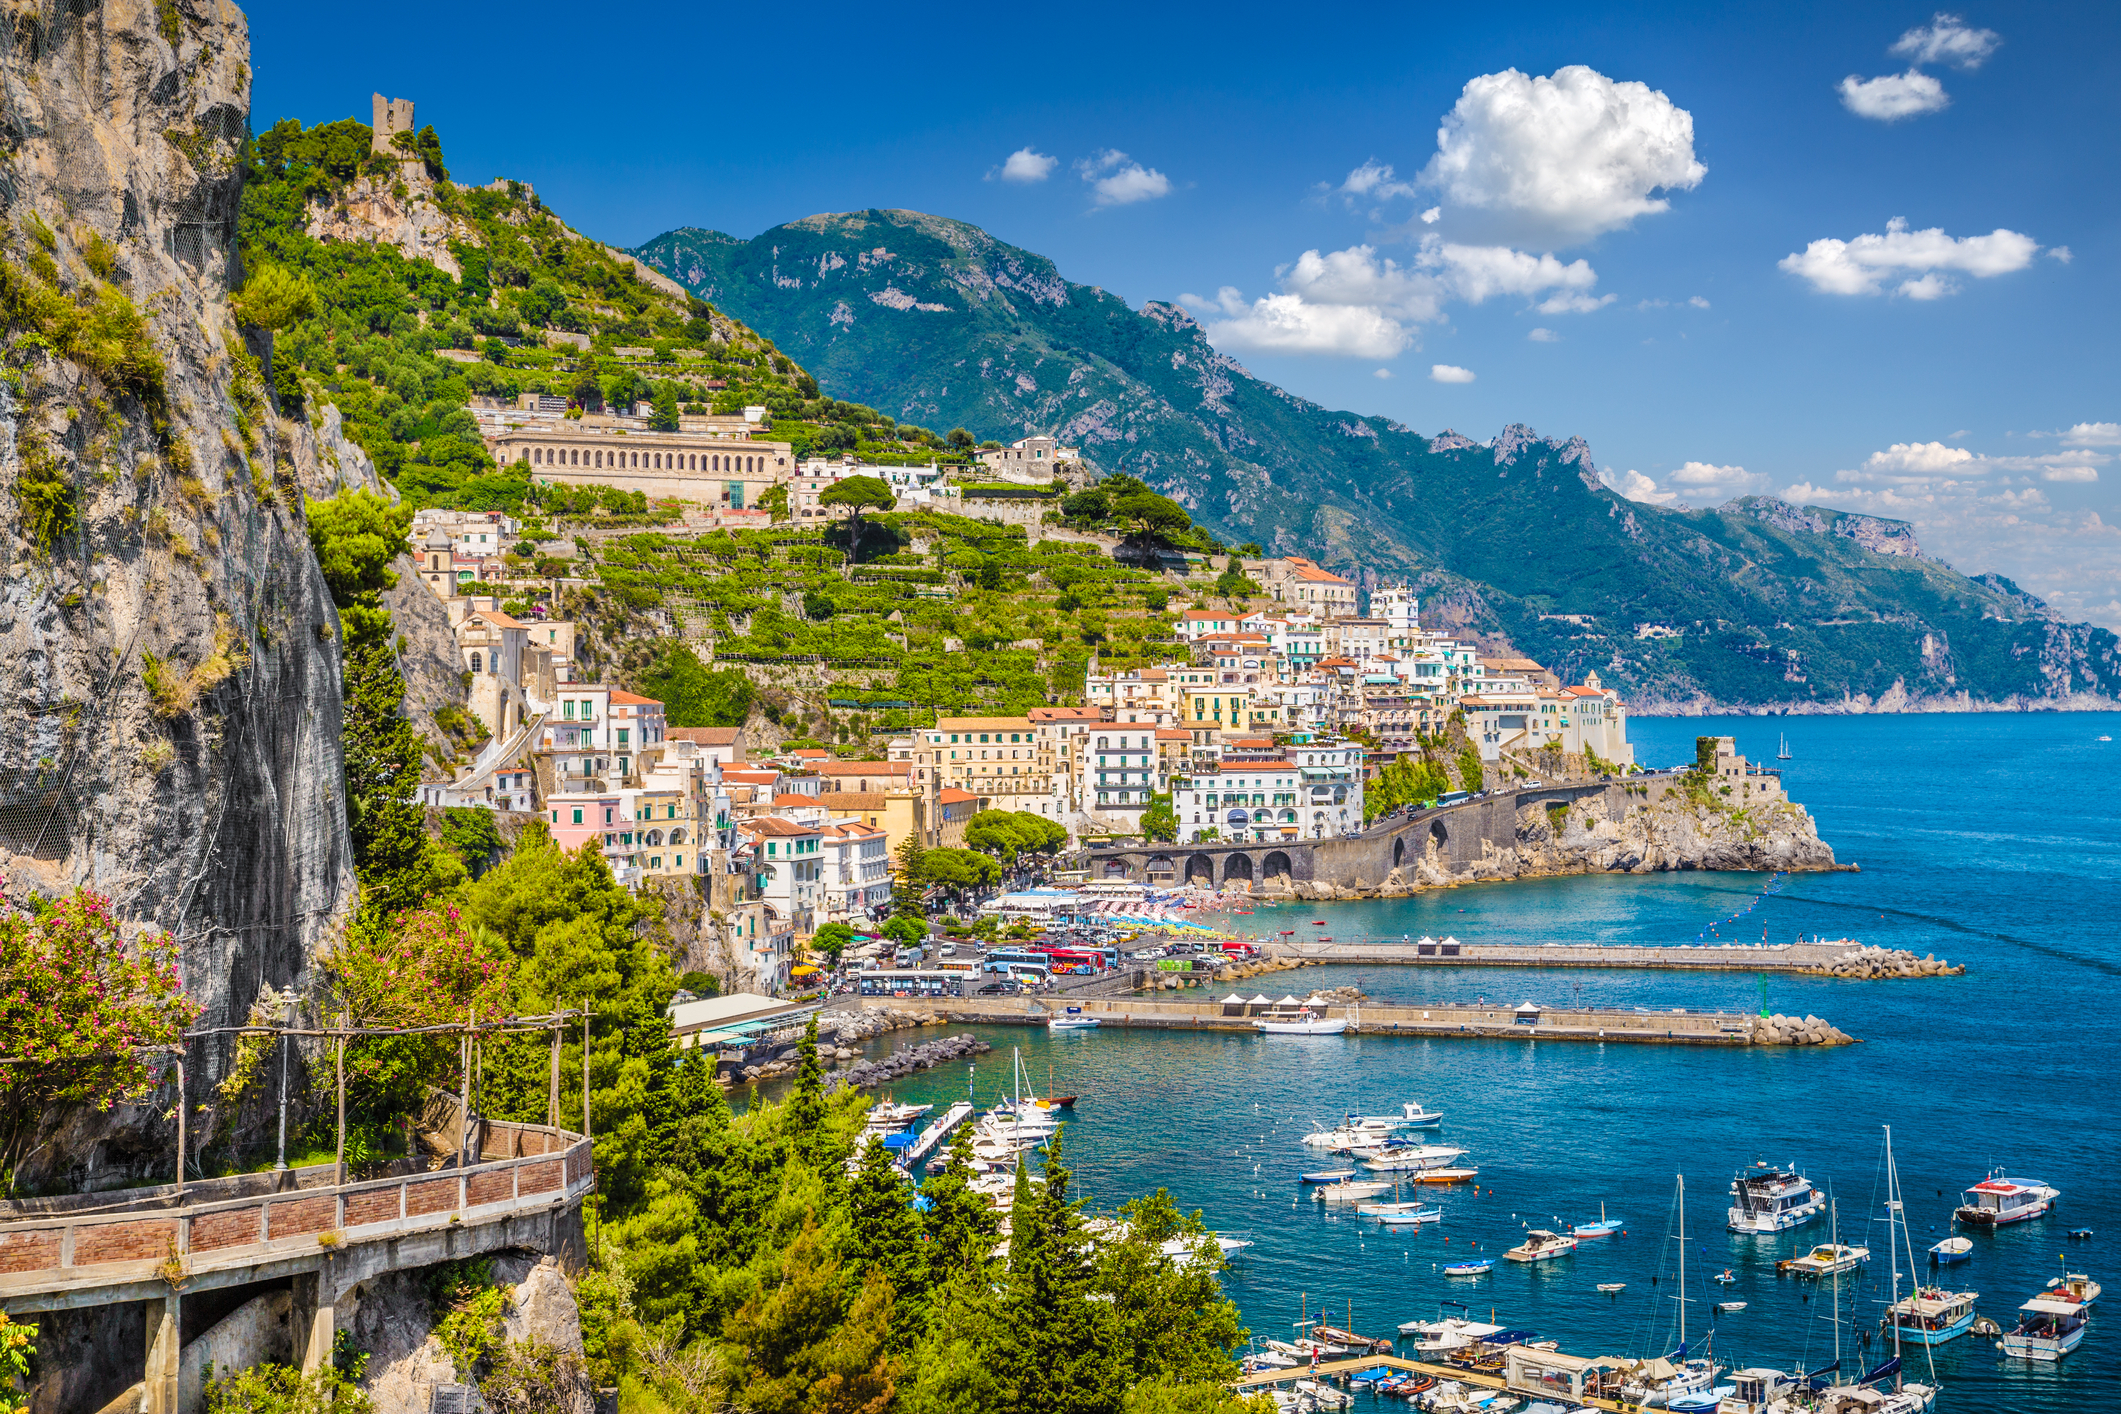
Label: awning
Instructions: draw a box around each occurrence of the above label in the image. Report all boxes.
[2020,1298,2085,1316]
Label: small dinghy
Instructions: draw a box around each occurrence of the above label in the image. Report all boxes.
[1930,1236,1972,1265]
[1301,1169,1357,1184]
[1572,1202,1623,1239]
[1716,1301,1747,1313]
[1712,1268,1738,1284]
[2068,1227,2094,1240]
[1597,1283,1627,1294]
[1443,1259,1493,1276]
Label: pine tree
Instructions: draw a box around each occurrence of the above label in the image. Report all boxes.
[1001,1139,1120,1414]
[786,1014,827,1164]
[340,606,464,921]
[921,1124,997,1282]
[844,1135,926,1326]
[717,1223,901,1414]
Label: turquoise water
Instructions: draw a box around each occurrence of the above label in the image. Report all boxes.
[863,714,2121,1413]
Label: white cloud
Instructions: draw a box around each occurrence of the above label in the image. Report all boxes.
[1778,217,2042,297]
[1430,364,1476,383]
[1600,467,1680,506]
[1075,150,1173,206]
[1865,441,1978,475]
[2048,246,2073,264]
[1195,236,1612,358]
[2043,465,2099,483]
[1688,295,1711,308]
[991,147,1057,183]
[1671,461,1765,498]
[1890,12,2001,69]
[1527,327,1560,342]
[2061,422,2121,447]
[1839,70,1950,121]
[1415,65,1706,246]
[1338,159,1418,200]
[1373,367,1394,379]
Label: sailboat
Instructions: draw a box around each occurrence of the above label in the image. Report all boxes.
[1356,1167,1442,1225]
[1798,1130,1941,1413]
[1777,734,1792,760]
[1573,1201,1623,1238]
[1622,1175,1730,1411]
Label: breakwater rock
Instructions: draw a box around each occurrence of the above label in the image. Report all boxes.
[1809,946,1962,979]
[1751,1013,1855,1046]
[829,1034,991,1091]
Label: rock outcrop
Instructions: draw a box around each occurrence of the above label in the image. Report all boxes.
[1,0,365,1191]
[1750,1013,1855,1046]
[830,1032,991,1092]
[347,1253,591,1414]
[1808,945,1963,979]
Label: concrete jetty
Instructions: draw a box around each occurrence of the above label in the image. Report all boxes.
[1247,938,1960,977]
[858,994,1853,1046]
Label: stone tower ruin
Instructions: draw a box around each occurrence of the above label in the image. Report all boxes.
[371,93,415,154]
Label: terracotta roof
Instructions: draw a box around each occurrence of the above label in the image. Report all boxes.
[723,771,779,784]
[608,690,662,706]
[1209,760,1295,772]
[668,727,740,745]
[1029,706,1106,721]
[1317,656,1357,668]
[814,760,906,776]
[1179,609,1235,622]
[472,610,532,630]
[773,793,822,808]
[823,821,884,838]
[822,792,895,810]
[1155,728,1193,740]
[738,816,819,837]
[790,748,831,759]
[937,788,979,804]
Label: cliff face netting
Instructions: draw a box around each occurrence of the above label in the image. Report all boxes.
[0,0,368,1192]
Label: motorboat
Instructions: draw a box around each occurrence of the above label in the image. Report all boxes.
[1300,1123,1394,1149]
[1313,1179,1393,1203]
[1300,1169,1357,1184]
[1727,1163,1826,1234]
[1572,1202,1622,1238]
[1410,1167,1480,1184]
[1998,1291,2088,1360]
[1887,1286,1980,1345]
[1953,1171,2059,1227]
[866,1100,932,1127]
[1159,1232,1253,1265]
[1255,1016,1348,1035]
[1358,1201,1443,1225]
[1362,1145,1469,1172]
[1441,1259,1493,1277]
[1350,1101,1443,1129]
[1777,1242,1870,1278]
[1397,1315,1504,1348]
[2044,1272,2101,1307]
[1046,1012,1100,1030]
[1927,1236,1970,1265]
[1504,1229,1578,1263]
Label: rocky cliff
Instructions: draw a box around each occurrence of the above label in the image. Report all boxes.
[0,0,360,1187]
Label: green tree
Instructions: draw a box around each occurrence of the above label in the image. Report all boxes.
[922,849,1001,899]
[845,1135,926,1315]
[651,386,681,431]
[638,643,755,727]
[818,475,895,559]
[919,1125,998,1282]
[1456,746,1485,793]
[1139,793,1178,843]
[946,427,975,450]
[305,490,412,606]
[716,1226,901,1414]
[999,1138,1119,1414]
[882,914,927,948]
[341,609,467,921]
[231,262,320,332]
[811,921,855,963]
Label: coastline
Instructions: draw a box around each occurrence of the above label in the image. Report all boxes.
[1629,688,2121,716]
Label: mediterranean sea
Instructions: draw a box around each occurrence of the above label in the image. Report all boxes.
[849,713,2121,1414]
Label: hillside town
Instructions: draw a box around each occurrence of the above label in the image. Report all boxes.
[408,422,1637,989]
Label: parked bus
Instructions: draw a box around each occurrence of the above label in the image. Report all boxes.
[1040,949,1101,976]
[856,970,966,999]
[983,948,1050,975]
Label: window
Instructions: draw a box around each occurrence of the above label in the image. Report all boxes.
[571,808,583,825]
[563,700,575,720]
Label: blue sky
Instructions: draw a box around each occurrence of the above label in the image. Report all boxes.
[250,2,2121,624]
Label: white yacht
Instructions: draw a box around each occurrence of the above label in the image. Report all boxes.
[1776,1242,1870,1277]
[1727,1163,1826,1233]
[1503,1229,1578,1263]
[1396,1315,1506,1352]
[1360,1144,1469,1172]
[1998,1291,2089,1360]
[1953,1171,2059,1227]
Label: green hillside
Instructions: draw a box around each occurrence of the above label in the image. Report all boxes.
[636,211,2121,708]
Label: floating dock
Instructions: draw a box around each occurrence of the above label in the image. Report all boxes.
[1231,1352,1632,1412]
[898,1100,975,1171]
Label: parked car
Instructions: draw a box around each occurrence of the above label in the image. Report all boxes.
[976,981,1022,996]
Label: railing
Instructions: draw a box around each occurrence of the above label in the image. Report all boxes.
[0,1116,593,1294]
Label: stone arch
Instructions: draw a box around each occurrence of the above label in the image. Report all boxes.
[1393,836,1405,869]
[645,829,665,847]
[1262,851,1292,881]
[1185,853,1216,885]
[1102,857,1132,879]
[1222,853,1254,883]
[668,827,688,845]
[1430,820,1449,848]
[1146,854,1175,880]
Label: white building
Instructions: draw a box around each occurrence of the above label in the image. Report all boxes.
[820,820,891,923]
[1174,759,1304,844]
[740,816,822,939]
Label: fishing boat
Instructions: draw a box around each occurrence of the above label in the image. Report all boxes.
[1313,1178,1392,1202]
[1953,1171,2059,1227]
[1047,1011,1100,1030]
[2044,1271,2101,1307]
[1927,1236,1970,1265]
[1504,1229,1578,1263]
[1887,1286,1980,1344]
[1300,1169,1357,1184]
[1254,1016,1348,1036]
[1777,1242,1870,1277]
[1998,1291,2089,1360]
[1727,1162,1826,1233]
[1573,1202,1623,1238]
[1441,1259,1493,1277]
[1410,1167,1480,1184]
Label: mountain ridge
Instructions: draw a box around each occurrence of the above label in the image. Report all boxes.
[633,210,2121,711]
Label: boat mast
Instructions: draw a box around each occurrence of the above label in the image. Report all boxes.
[1830,1197,1841,1374]
[1884,1126,1903,1393]
[1677,1173,1688,1354]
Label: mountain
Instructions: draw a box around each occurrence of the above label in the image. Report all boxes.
[634,210,2121,711]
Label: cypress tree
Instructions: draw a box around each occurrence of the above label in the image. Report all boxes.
[786,1014,828,1166]
[921,1124,997,1281]
[845,1135,925,1319]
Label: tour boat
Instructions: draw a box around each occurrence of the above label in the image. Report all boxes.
[1727,1162,1826,1234]
[1300,1168,1357,1184]
[1998,1291,2088,1360]
[1440,1259,1493,1277]
[1255,1016,1348,1035]
[2044,1271,2101,1307]
[1928,1236,1971,1265]
[1954,1171,2060,1227]
[1778,1242,1870,1277]
[1572,1202,1623,1238]
[1504,1228,1578,1263]
[1313,1179,1393,1202]
[1888,1286,1981,1344]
